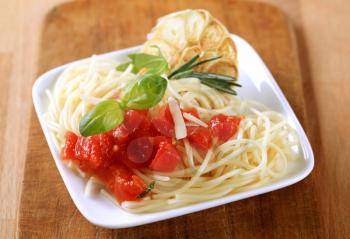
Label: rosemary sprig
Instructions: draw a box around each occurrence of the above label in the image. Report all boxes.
[172,71,236,82]
[190,55,222,69]
[167,55,200,79]
[201,79,237,95]
[168,54,240,95]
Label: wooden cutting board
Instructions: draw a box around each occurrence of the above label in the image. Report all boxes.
[18,0,321,238]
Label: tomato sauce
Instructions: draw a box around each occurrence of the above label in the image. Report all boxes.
[62,105,241,202]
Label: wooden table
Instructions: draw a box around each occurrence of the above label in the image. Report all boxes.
[0,0,349,238]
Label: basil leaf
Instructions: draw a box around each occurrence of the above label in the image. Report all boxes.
[116,53,168,75]
[121,74,167,109]
[130,53,168,75]
[79,100,124,136]
[116,62,132,72]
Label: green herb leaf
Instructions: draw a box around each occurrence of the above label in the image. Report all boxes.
[137,181,155,199]
[168,54,200,79]
[131,53,168,74]
[116,53,168,75]
[116,62,132,72]
[169,69,193,80]
[168,54,241,95]
[190,55,222,69]
[171,70,237,82]
[79,100,124,136]
[185,72,236,81]
[200,78,237,95]
[121,74,167,109]
[168,55,222,79]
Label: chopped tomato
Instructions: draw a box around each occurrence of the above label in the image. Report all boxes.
[110,109,149,144]
[159,104,174,124]
[62,132,78,160]
[100,163,147,202]
[182,107,200,120]
[209,114,241,141]
[113,144,127,162]
[126,137,154,168]
[110,124,130,144]
[149,142,181,172]
[127,175,148,196]
[133,118,157,138]
[75,133,114,173]
[123,109,147,132]
[135,109,149,117]
[161,104,174,125]
[62,109,169,203]
[152,136,172,148]
[113,144,135,168]
[113,144,144,170]
[113,136,171,169]
[187,126,212,151]
[151,117,175,138]
[151,104,175,137]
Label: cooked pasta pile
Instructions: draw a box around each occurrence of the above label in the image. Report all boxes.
[44,56,299,213]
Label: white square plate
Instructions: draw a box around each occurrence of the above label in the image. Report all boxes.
[32,34,314,229]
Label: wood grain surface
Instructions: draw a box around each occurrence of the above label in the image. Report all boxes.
[0,0,349,238]
[18,0,320,238]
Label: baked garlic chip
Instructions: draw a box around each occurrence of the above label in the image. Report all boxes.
[142,9,238,77]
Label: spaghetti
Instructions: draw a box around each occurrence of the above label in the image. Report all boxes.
[44,55,299,213]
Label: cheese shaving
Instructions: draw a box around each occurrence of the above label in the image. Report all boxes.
[168,97,187,139]
[183,112,208,128]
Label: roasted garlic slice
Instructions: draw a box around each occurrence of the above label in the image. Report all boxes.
[142,9,238,77]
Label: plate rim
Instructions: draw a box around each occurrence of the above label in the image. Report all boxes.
[32,34,314,229]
